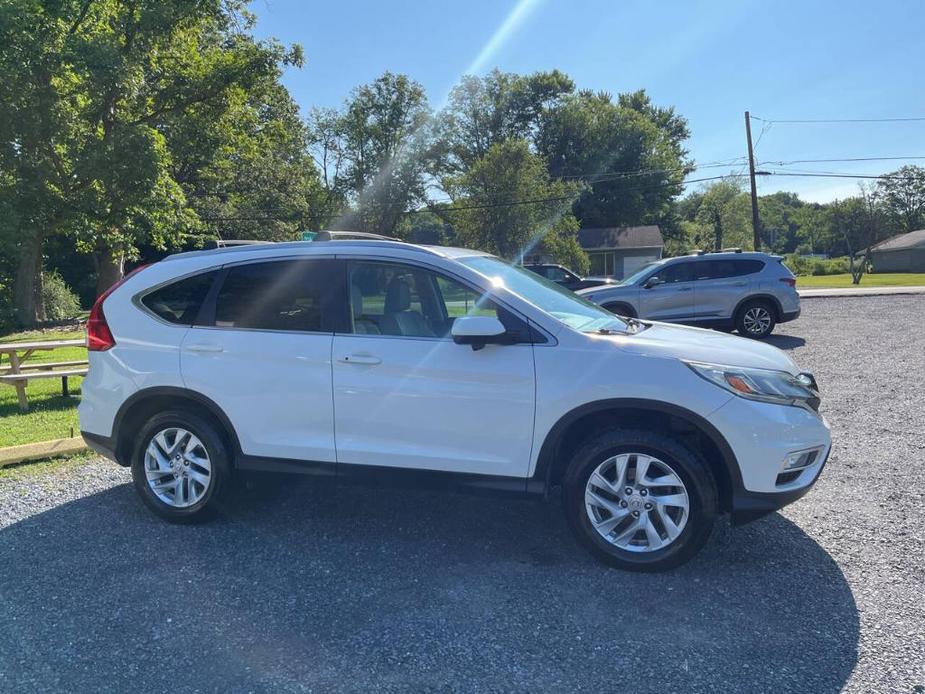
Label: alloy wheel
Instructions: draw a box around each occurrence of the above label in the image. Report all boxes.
[144,427,212,508]
[743,306,772,335]
[584,453,690,553]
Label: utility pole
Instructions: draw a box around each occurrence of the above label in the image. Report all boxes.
[744,111,761,251]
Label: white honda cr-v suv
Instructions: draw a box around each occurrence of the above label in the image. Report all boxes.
[79,236,830,572]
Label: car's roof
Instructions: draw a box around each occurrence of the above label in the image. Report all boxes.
[664,251,778,263]
[162,239,490,263]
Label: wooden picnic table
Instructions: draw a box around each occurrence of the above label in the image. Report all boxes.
[0,338,87,413]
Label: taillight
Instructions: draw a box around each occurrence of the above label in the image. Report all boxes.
[779,277,797,287]
[86,265,150,351]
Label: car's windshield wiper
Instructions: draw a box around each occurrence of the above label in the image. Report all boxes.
[595,317,645,335]
[623,316,644,330]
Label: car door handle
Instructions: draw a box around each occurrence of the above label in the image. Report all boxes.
[339,353,381,365]
[732,281,747,287]
[185,343,224,353]
[677,286,693,292]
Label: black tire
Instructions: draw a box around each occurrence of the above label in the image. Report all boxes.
[562,428,717,572]
[602,302,637,318]
[131,410,231,523]
[735,299,776,339]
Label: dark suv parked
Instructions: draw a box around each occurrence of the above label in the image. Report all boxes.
[524,263,615,291]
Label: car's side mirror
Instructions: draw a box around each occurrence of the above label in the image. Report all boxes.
[643,276,663,289]
[451,316,511,351]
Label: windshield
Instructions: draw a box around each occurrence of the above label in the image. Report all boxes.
[618,261,660,286]
[460,256,630,333]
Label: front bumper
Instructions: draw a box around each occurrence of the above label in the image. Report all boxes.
[730,447,830,524]
[708,396,831,524]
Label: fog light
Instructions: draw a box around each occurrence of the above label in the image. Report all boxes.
[782,448,821,472]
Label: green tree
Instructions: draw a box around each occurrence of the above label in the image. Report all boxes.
[536,89,691,228]
[443,139,586,269]
[758,191,804,253]
[829,189,889,283]
[0,0,301,324]
[692,179,751,251]
[876,165,925,233]
[172,77,325,243]
[309,72,437,236]
[437,69,574,174]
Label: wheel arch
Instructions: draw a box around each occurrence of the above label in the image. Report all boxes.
[533,399,741,512]
[112,387,241,467]
[734,294,782,322]
[601,301,638,318]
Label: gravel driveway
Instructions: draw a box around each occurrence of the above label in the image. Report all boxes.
[1,295,923,693]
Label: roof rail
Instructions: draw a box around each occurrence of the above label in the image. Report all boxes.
[314,230,399,242]
[690,249,705,256]
[720,247,743,253]
[204,239,273,249]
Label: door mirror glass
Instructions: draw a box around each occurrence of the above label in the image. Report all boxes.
[643,276,663,289]
[451,316,510,350]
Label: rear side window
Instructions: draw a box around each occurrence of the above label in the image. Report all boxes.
[694,259,764,280]
[141,272,217,325]
[213,260,333,332]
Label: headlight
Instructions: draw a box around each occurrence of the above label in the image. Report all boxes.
[685,361,820,410]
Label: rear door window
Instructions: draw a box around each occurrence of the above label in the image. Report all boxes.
[694,259,764,280]
[142,272,217,325]
[650,262,693,284]
[213,260,337,332]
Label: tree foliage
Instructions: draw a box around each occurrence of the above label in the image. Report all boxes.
[443,139,586,271]
[876,165,925,233]
[0,0,304,324]
[438,69,574,174]
[537,89,691,228]
[308,72,437,236]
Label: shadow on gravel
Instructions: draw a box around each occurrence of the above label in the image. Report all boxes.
[0,478,858,693]
[764,334,807,350]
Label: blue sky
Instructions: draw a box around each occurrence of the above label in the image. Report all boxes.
[252,0,925,203]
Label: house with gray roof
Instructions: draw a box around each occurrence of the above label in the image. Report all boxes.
[578,225,664,278]
[870,229,925,272]
[523,225,664,279]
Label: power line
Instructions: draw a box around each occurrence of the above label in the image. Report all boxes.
[752,120,772,151]
[414,173,741,214]
[752,115,925,124]
[760,156,925,166]
[758,171,906,181]
[551,158,746,182]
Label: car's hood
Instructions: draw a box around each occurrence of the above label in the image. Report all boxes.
[611,321,799,373]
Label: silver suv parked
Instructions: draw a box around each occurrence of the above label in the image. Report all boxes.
[577,251,800,338]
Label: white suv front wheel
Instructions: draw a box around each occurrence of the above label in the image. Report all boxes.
[563,428,717,571]
[131,410,230,523]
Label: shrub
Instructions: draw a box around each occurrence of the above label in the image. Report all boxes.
[42,271,82,321]
[784,254,850,276]
[0,278,16,333]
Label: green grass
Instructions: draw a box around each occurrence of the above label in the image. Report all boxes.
[796,273,925,289]
[0,450,96,482]
[0,326,86,448]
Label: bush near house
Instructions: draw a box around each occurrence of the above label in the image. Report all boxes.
[784,254,851,276]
